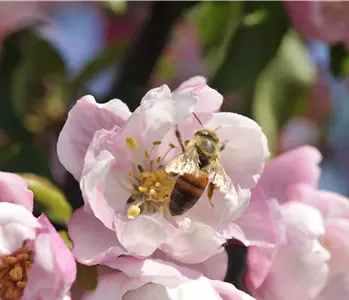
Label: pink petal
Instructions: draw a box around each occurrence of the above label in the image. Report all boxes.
[24,214,76,299]
[173,76,223,113]
[68,208,127,265]
[114,214,167,257]
[288,184,349,219]
[0,202,39,256]
[211,280,256,300]
[246,245,278,290]
[0,171,33,211]
[187,186,251,232]
[57,95,130,180]
[317,273,349,300]
[161,220,226,264]
[106,256,201,287]
[118,84,197,165]
[258,146,321,204]
[192,251,228,281]
[321,218,349,276]
[205,112,269,189]
[281,201,325,250]
[231,188,283,246]
[81,146,131,230]
[257,246,329,300]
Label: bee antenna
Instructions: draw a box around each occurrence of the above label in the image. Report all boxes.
[213,125,222,132]
[192,112,203,127]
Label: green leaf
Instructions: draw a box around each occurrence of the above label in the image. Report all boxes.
[0,29,32,142]
[103,1,127,14]
[330,44,349,78]
[77,263,98,290]
[192,1,242,74]
[210,1,289,93]
[11,31,67,133]
[18,173,72,225]
[252,31,316,156]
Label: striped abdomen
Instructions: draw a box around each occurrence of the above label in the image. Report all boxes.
[169,173,208,215]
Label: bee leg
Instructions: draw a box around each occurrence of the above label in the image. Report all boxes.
[207,182,216,208]
[175,125,185,153]
[219,140,228,152]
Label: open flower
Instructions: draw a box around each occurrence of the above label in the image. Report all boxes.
[0,212,76,300]
[0,172,76,300]
[61,77,269,264]
[250,201,330,300]
[243,147,331,300]
[290,184,349,300]
[77,256,255,300]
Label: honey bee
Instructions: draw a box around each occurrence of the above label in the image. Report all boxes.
[165,113,234,216]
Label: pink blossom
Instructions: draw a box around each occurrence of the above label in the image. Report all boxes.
[61,76,269,264]
[0,212,76,300]
[220,146,321,288]
[0,175,75,300]
[289,184,349,300]
[77,256,255,300]
[0,171,34,212]
[285,1,349,44]
[240,146,330,299]
[250,201,330,300]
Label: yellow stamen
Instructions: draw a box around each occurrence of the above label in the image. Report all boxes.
[0,247,33,300]
[127,205,141,219]
[128,170,133,177]
[125,137,138,150]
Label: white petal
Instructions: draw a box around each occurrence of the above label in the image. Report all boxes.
[0,203,39,256]
[281,201,326,250]
[205,113,269,189]
[68,208,127,265]
[57,95,130,180]
[258,245,329,300]
[81,149,130,230]
[114,215,167,257]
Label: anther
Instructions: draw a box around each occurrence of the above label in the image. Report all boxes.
[125,137,138,150]
[145,150,149,160]
[4,257,17,265]
[127,205,141,219]
[128,170,133,177]
[152,141,162,146]
[155,182,161,188]
[17,281,26,288]
[9,266,23,281]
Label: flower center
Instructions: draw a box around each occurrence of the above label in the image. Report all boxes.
[125,137,177,219]
[0,246,33,300]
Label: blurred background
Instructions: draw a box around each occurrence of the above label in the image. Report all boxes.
[1,1,349,223]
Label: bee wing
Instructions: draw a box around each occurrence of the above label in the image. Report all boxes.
[165,146,201,175]
[206,160,235,196]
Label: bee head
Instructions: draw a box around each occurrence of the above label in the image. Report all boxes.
[195,129,219,155]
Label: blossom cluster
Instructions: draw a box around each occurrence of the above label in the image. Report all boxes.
[2,75,349,300]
